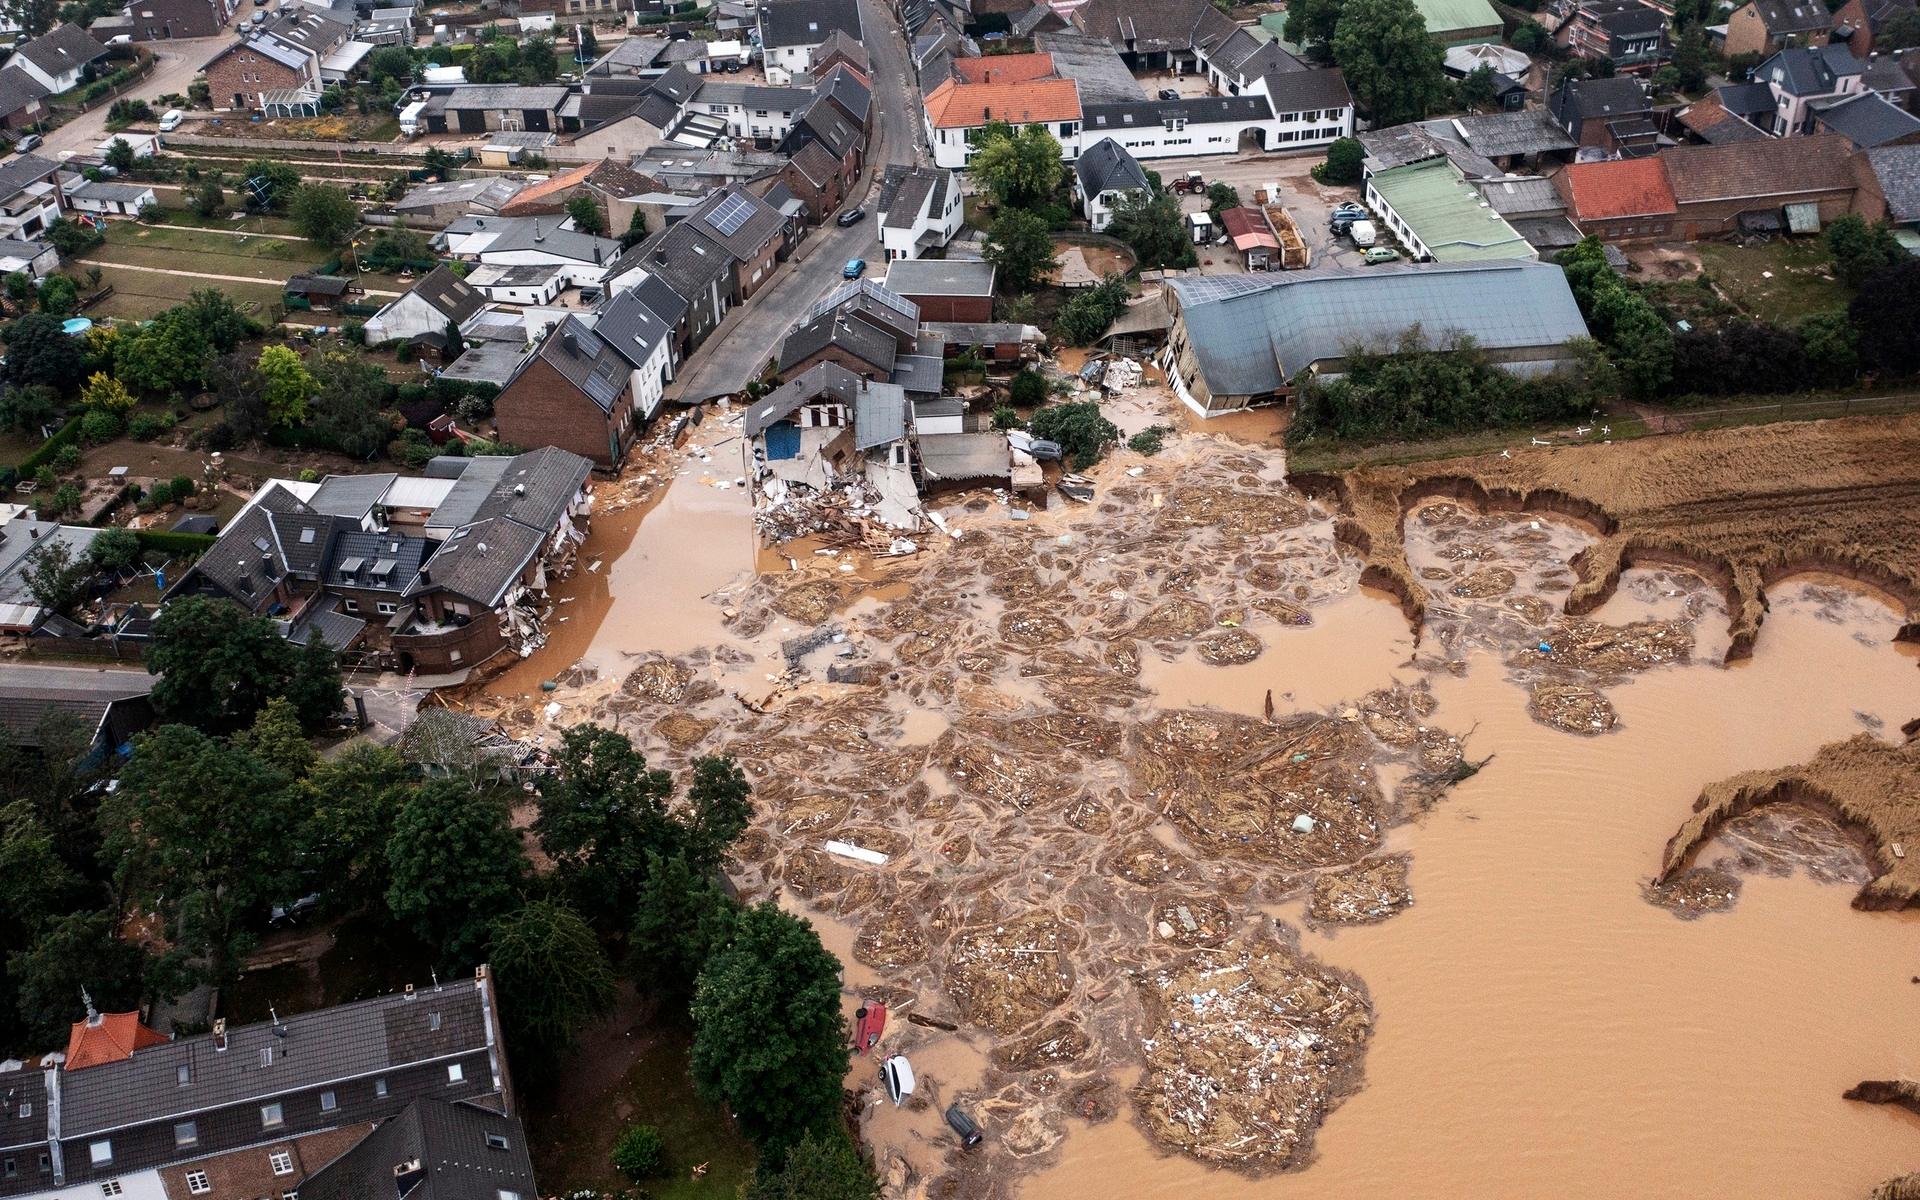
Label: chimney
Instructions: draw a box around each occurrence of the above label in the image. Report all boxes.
[419,567,430,584]
[533,218,544,242]
[213,1018,227,1052]
[404,983,416,1001]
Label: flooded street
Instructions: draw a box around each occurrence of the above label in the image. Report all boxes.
[468,402,1920,1199]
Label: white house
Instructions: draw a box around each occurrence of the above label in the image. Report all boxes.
[690,80,812,140]
[1756,43,1865,135]
[62,178,156,217]
[465,261,566,305]
[438,214,622,288]
[0,154,66,241]
[97,132,161,160]
[590,286,674,421]
[9,23,109,95]
[1072,137,1149,232]
[875,164,963,261]
[362,262,487,346]
[0,235,57,278]
[757,0,863,84]
[924,76,1083,169]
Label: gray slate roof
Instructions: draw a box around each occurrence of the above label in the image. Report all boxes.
[1260,67,1352,114]
[613,220,733,305]
[14,22,107,78]
[300,1098,537,1200]
[307,471,399,518]
[819,64,872,125]
[438,84,569,111]
[889,352,943,396]
[779,307,898,373]
[852,381,907,450]
[1083,93,1274,132]
[1863,142,1920,222]
[591,286,673,370]
[1446,109,1579,157]
[181,484,343,609]
[687,185,788,260]
[1075,136,1150,196]
[744,360,865,437]
[406,263,486,326]
[1168,260,1590,394]
[0,64,49,117]
[0,153,60,199]
[1035,30,1147,103]
[1747,0,1834,33]
[524,315,629,414]
[804,277,921,334]
[1758,43,1866,96]
[0,664,152,748]
[878,165,951,229]
[760,0,864,48]
[1810,90,1920,148]
[327,529,432,594]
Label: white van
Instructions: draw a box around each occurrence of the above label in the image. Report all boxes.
[397,99,427,137]
[158,109,184,132]
[1347,219,1378,248]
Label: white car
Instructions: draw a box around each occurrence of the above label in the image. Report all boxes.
[1347,219,1378,248]
[158,109,184,132]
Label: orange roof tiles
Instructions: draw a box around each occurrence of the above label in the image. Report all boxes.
[498,160,598,213]
[924,77,1081,128]
[1220,206,1280,250]
[1557,155,1677,220]
[66,1011,168,1071]
[953,52,1058,84]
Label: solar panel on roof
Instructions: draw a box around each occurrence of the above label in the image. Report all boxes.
[705,192,756,236]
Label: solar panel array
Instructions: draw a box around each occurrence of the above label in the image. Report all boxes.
[705,191,757,237]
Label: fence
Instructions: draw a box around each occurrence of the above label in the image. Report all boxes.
[1642,391,1920,433]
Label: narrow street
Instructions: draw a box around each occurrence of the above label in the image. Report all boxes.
[664,0,927,404]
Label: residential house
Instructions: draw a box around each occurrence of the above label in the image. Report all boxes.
[498,158,660,236]
[1548,74,1658,153]
[565,64,699,160]
[8,23,108,94]
[924,70,1082,168]
[1810,89,1920,146]
[1674,89,1771,142]
[1558,0,1672,73]
[782,138,854,221]
[743,361,924,524]
[494,316,638,469]
[587,35,671,77]
[299,1098,539,1200]
[1723,0,1835,58]
[1834,0,1917,54]
[1365,154,1535,261]
[876,164,963,260]
[1079,95,1278,160]
[167,483,348,627]
[1755,43,1866,135]
[759,0,865,83]
[0,513,103,632]
[691,80,815,141]
[1160,261,1591,415]
[1862,48,1919,108]
[922,319,1044,362]
[0,972,522,1200]
[0,234,56,278]
[881,257,995,321]
[466,262,567,305]
[440,214,623,288]
[604,221,734,361]
[682,185,795,301]
[418,84,570,133]
[1073,136,1150,231]
[782,92,865,183]
[392,175,527,227]
[203,8,352,112]
[778,307,904,381]
[817,62,874,134]
[1409,0,1505,45]
[0,66,49,132]
[1219,206,1283,269]
[362,263,487,348]
[590,286,675,423]
[813,28,871,78]
[1853,142,1920,247]
[0,154,64,239]
[62,178,156,217]
[1662,131,1860,234]
[1553,153,1680,238]
[130,0,240,40]
[0,664,154,756]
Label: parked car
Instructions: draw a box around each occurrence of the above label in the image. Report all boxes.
[843,258,866,279]
[250,9,265,23]
[1346,219,1378,247]
[836,205,865,227]
[1157,87,1181,100]
[158,109,184,132]
[1330,202,1367,220]
[13,133,39,153]
[1363,246,1398,265]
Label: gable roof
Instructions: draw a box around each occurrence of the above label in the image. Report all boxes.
[0,65,50,117]
[779,307,898,373]
[760,0,864,48]
[522,314,630,414]
[300,1098,537,1200]
[1862,142,1920,221]
[1220,205,1280,251]
[1675,91,1769,143]
[1758,42,1866,95]
[1075,135,1150,196]
[744,360,866,437]
[1083,92,1274,133]
[924,76,1081,127]
[326,529,432,594]
[1259,66,1353,113]
[687,185,787,258]
[591,286,673,369]
[813,27,870,72]
[14,22,108,77]
[1410,0,1503,36]
[878,164,950,227]
[1578,0,1669,36]
[1368,155,1532,261]
[788,138,840,187]
[405,263,485,325]
[1660,132,1857,201]
[178,483,345,609]
[803,277,921,335]
[1553,74,1651,123]
[612,219,733,300]
[1558,154,1678,218]
[1745,0,1834,34]
[953,51,1058,83]
[1068,0,1238,54]
[1446,109,1580,158]
[1810,90,1920,148]
[819,63,872,124]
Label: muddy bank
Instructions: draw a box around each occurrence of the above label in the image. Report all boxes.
[1298,415,1920,664]
[1658,728,1920,909]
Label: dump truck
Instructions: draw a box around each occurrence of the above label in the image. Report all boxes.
[1265,202,1311,269]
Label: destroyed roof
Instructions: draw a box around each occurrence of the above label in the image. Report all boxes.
[882,257,995,297]
[1863,142,1920,222]
[759,0,864,47]
[1167,260,1589,393]
[743,360,866,437]
[300,1099,537,1200]
[1810,90,1920,148]
[1075,136,1150,196]
[1445,109,1579,158]
[1660,132,1857,201]
[779,307,899,373]
[918,431,1011,481]
[852,382,908,450]
[396,174,525,212]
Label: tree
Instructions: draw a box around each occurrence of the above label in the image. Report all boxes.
[9,911,151,1045]
[181,289,255,355]
[303,742,413,893]
[114,309,213,399]
[692,902,849,1155]
[1592,282,1673,396]
[1009,368,1047,407]
[1331,0,1449,124]
[234,696,317,779]
[1509,21,1550,54]
[103,725,301,983]
[534,724,676,917]
[1204,181,1241,223]
[519,34,558,82]
[4,270,32,311]
[684,755,753,871]
[1672,24,1710,92]
[444,318,464,360]
[1106,189,1195,269]
[1881,7,1920,49]
[147,596,303,732]
[629,849,737,1002]
[1030,401,1120,469]
[1316,137,1365,186]
[290,184,359,247]
[5,312,83,391]
[968,121,1064,210]
[368,44,414,89]
[1825,213,1904,287]
[620,208,649,249]
[0,383,56,433]
[1053,274,1131,345]
[1849,258,1920,375]
[744,1129,881,1200]
[579,26,601,60]
[490,898,617,1061]
[1458,64,1499,109]
[45,218,101,259]
[5,0,60,38]
[243,159,302,211]
[387,780,527,965]
[1283,0,1340,53]
[22,539,91,616]
[188,179,226,219]
[87,526,139,575]
[103,137,135,173]
[255,344,317,428]
[310,349,394,458]
[1799,309,1859,386]
[81,370,135,414]
[365,225,431,270]
[566,192,608,236]
[983,208,1056,292]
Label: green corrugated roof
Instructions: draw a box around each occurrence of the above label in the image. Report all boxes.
[1369,157,1532,264]
[1412,0,1502,41]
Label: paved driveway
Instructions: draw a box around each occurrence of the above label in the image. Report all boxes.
[1170,149,1371,272]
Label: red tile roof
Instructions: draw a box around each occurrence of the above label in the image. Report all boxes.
[924,77,1081,128]
[66,1011,168,1071]
[953,52,1058,85]
[1220,206,1280,250]
[1557,156,1678,219]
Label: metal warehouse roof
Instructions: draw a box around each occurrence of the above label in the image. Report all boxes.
[1368,156,1532,262]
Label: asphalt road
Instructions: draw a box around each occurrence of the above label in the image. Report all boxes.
[665,0,926,404]
[42,17,252,160]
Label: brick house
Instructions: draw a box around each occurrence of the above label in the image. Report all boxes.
[1662,133,1861,235]
[1554,154,1680,239]
[1548,74,1657,153]
[131,0,240,41]
[203,31,317,112]
[880,258,995,322]
[781,140,850,221]
[604,223,735,359]
[1832,0,1916,54]
[1723,0,1835,59]
[1558,0,1671,73]
[494,315,639,469]
[778,308,900,381]
[682,185,795,302]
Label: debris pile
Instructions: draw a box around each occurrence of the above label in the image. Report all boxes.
[1307,856,1414,925]
[1528,683,1618,735]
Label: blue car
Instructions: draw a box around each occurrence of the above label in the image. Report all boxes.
[843,258,866,280]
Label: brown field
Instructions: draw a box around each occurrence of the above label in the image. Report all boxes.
[1295,413,1920,664]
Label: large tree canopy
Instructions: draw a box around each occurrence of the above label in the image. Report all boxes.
[1330,0,1450,125]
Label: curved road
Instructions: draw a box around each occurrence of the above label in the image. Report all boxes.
[664,0,929,404]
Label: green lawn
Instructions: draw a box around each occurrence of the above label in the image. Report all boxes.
[1698,239,1852,326]
[84,263,284,320]
[140,206,305,237]
[108,222,322,264]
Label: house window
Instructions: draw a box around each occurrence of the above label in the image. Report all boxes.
[262,1102,285,1128]
[429,1012,442,1031]
[89,1141,112,1167]
[3,1158,13,1179]
[320,1089,337,1112]
[448,1062,465,1084]
[375,1077,388,1097]
[186,1170,211,1195]
[486,1133,511,1151]
[175,1121,198,1147]
[284,1193,300,1200]
[342,598,359,613]
[178,1064,191,1086]
[100,1184,123,1197]
[376,602,397,615]
[270,1150,294,1175]
[449,649,463,664]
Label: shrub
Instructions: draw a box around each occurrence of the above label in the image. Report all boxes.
[1128,424,1172,455]
[1009,368,1047,407]
[128,412,176,441]
[79,407,122,444]
[47,483,81,516]
[1030,401,1119,469]
[611,1124,664,1181]
[991,405,1020,430]
[53,444,82,472]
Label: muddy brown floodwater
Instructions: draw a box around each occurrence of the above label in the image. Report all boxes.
[468,403,1920,1200]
